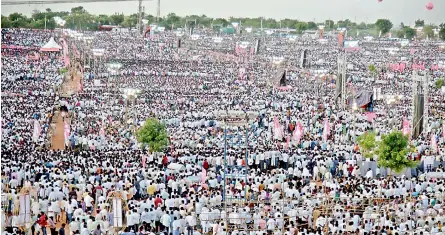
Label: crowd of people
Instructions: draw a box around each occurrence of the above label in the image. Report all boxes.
[1,27,445,235]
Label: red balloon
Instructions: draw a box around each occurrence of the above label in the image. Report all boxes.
[426,1,434,10]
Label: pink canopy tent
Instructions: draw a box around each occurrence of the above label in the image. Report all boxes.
[40,37,62,52]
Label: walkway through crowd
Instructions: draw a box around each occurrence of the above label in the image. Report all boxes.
[51,71,81,150]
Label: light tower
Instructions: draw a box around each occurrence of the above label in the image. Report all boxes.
[336,52,347,109]
[411,70,429,138]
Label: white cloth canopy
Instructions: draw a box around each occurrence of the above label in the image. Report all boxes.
[40,37,62,52]
[167,163,185,172]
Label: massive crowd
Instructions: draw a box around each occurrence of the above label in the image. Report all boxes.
[1,28,445,235]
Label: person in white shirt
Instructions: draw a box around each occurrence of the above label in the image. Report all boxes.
[161,212,172,234]
[84,194,94,213]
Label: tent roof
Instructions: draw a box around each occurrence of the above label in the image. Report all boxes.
[40,37,62,52]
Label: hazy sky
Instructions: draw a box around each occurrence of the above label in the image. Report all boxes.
[2,0,444,25]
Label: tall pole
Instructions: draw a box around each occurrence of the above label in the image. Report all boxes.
[156,0,160,23]
[223,122,227,202]
[244,117,249,201]
[138,0,143,34]
[44,14,47,30]
[260,17,263,31]
[423,73,429,132]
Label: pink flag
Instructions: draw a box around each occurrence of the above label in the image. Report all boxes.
[402,118,410,136]
[442,122,445,140]
[399,63,405,72]
[64,120,70,140]
[273,117,283,139]
[431,134,438,153]
[292,121,304,144]
[141,155,147,168]
[285,135,290,150]
[201,167,207,183]
[99,121,105,138]
[322,118,330,142]
[365,112,377,122]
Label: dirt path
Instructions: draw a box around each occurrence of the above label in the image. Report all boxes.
[51,72,81,150]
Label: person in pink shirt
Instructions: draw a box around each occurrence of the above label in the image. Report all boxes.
[258,216,266,230]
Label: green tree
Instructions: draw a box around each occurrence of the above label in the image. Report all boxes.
[377,131,417,174]
[214,18,228,27]
[242,17,260,28]
[144,14,156,23]
[8,13,30,28]
[395,30,405,38]
[295,22,308,33]
[423,25,435,39]
[325,20,334,30]
[197,15,211,28]
[440,23,445,41]
[375,19,393,35]
[136,118,169,152]
[357,131,377,159]
[1,15,11,28]
[162,13,181,29]
[9,12,26,21]
[281,18,298,29]
[110,13,124,25]
[307,21,317,30]
[368,64,377,77]
[30,18,56,29]
[263,18,277,28]
[71,6,86,14]
[357,131,417,174]
[415,19,425,27]
[404,27,416,39]
[435,79,444,89]
[357,22,367,30]
[64,12,94,30]
[96,14,111,25]
[337,20,347,28]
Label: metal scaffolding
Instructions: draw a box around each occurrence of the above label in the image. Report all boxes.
[219,111,266,233]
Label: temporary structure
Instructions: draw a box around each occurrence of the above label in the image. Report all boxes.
[40,37,62,52]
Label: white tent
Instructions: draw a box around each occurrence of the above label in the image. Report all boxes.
[40,37,62,52]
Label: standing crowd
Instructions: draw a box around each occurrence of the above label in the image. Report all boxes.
[1,28,445,235]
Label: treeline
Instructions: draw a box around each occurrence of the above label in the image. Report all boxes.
[1,6,445,40]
